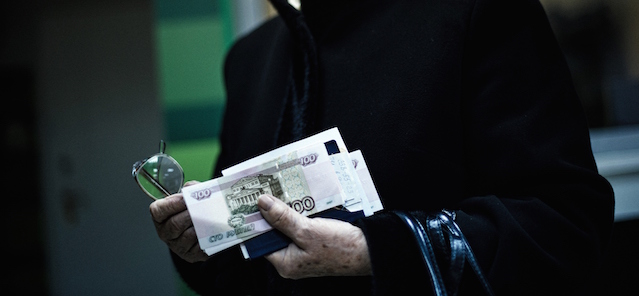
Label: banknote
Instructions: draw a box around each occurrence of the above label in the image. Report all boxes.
[224,128,371,214]
[329,151,373,216]
[183,141,346,255]
[222,127,348,176]
[350,150,384,213]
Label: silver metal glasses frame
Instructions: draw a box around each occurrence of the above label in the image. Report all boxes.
[131,140,185,200]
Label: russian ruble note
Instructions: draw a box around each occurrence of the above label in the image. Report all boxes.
[224,128,371,214]
[222,127,348,176]
[183,141,346,255]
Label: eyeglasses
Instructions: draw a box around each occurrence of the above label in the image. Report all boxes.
[132,140,184,200]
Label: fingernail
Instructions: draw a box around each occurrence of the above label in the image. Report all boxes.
[184,180,200,187]
[258,195,274,211]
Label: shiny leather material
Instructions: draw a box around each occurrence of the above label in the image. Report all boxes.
[394,211,495,296]
[394,211,448,295]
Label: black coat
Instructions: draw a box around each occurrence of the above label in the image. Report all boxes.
[172,0,614,295]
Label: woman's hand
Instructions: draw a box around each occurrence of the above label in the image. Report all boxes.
[149,181,208,263]
[258,195,372,279]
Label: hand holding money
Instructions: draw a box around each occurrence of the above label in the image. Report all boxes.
[180,128,384,258]
[257,194,372,279]
[140,128,384,267]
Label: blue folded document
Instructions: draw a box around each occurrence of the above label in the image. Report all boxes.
[241,209,366,259]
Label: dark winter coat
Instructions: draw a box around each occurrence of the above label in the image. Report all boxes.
[171,0,614,295]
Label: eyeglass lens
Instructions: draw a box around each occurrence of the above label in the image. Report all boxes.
[136,154,183,200]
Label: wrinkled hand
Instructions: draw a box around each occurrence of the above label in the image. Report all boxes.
[149,181,208,263]
[258,195,372,279]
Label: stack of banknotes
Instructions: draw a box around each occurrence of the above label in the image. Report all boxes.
[182,128,383,259]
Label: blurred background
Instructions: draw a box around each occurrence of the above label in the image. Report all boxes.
[1,0,637,295]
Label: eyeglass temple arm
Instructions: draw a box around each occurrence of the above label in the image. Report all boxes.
[138,167,172,197]
[159,140,166,154]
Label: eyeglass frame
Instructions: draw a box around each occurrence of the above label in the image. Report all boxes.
[131,140,185,200]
